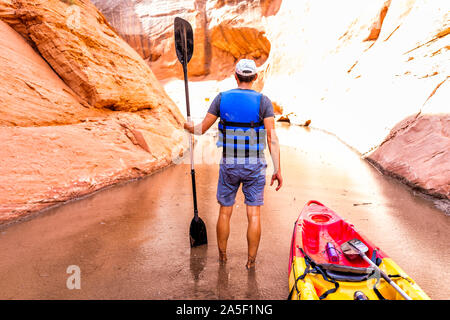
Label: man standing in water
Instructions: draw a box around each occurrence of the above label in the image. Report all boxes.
[184,59,282,268]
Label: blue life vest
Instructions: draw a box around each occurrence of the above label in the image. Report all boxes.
[217,89,266,160]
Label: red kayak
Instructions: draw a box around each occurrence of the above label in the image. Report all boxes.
[288,200,430,300]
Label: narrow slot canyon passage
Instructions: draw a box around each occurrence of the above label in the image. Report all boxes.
[0,0,448,302]
[0,124,448,299]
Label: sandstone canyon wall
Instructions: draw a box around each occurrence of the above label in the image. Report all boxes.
[261,0,449,199]
[91,0,278,80]
[92,0,448,201]
[0,0,448,226]
[0,0,186,225]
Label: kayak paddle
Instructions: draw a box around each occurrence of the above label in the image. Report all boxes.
[174,17,207,247]
[341,239,412,300]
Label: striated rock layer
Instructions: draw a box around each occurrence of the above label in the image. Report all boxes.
[368,113,450,199]
[91,0,278,80]
[0,0,447,227]
[0,20,101,126]
[0,0,186,225]
[367,79,450,199]
[259,0,449,200]
[7,0,178,112]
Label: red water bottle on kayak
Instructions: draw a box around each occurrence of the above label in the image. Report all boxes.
[326,242,339,263]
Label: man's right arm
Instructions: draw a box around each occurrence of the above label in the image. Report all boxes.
[184,112,218,135]
[183,94,220,135]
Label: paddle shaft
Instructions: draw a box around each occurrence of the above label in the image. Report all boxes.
[359,253,412,300]
[181,30,199,220]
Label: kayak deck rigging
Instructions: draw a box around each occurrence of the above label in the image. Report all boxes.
[288,200,430,300]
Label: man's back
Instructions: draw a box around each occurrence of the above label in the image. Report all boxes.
[183,59,282,268]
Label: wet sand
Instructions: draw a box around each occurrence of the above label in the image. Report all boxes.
[0,124,448,299]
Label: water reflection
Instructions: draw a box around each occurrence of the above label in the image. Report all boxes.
[0,125,448,299]
[190,245,208,281]
[246,268,260,299]
[216,263,232,299]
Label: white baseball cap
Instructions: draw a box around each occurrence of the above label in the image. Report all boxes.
[235,59,257,76]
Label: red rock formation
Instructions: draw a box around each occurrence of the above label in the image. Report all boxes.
[365,0,391,41]
[7,0,177,112]
[0,20,102,126]
[261,0,282,17]
[0,0,186,224]
[368,113,450,198]
[0,111,186,224]
[259,0,449,199]
[92,0,273,80]
[367,75,450,199]
[0,0,31,43]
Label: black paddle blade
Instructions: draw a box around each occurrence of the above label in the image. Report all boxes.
[174,17,194,65]
[189,216,207,247]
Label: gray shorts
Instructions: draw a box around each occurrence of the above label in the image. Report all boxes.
[217,162,267,207]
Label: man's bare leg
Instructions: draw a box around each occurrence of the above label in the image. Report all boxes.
[246,205,261,269]
[217,205,233,262]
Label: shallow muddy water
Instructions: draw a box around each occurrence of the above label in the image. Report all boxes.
[0,124,448,299]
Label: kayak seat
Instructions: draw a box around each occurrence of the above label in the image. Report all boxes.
[323,270,374,282]
[318,263,375,282]
[319,263,374,274]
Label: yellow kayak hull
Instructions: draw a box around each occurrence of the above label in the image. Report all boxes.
[289,257,430,300]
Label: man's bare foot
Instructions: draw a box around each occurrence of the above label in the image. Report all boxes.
[246,256,256,269]
[219,250,227,263]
